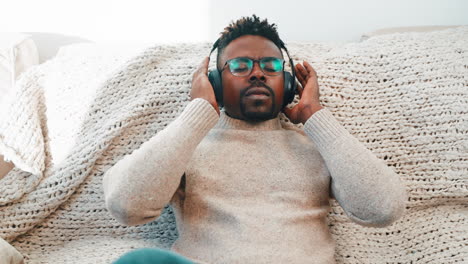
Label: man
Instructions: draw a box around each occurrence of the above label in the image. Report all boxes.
[104,15,407,264]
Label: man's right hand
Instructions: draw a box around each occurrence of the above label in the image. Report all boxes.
[190,56,220,115]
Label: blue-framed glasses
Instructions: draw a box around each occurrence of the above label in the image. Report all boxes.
[220,57,285,77]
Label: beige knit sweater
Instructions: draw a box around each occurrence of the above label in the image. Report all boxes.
[103,98,407,264]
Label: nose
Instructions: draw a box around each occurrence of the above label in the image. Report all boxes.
[249,61,266,82]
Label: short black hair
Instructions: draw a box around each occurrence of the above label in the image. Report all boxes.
[215,14,285,70]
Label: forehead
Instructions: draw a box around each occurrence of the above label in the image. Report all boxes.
[222,35,283,62]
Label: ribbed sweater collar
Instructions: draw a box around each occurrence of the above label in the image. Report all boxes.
[214,109,282,131]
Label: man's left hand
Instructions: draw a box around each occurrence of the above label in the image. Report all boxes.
[283,61,324,124]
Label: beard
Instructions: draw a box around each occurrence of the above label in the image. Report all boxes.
[239,85,277,122]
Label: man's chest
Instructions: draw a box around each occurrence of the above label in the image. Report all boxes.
[184,131,331,204]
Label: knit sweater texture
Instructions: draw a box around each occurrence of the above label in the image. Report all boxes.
[103,98,407,264]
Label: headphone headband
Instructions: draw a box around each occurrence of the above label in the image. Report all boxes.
[209,38,220,57]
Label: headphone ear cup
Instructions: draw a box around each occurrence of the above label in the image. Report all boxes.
[282,71,296,108]
[208,70,223,107]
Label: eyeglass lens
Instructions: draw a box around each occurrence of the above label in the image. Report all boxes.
[228,57,283,76]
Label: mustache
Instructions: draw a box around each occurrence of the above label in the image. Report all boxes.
[241,80,274,96]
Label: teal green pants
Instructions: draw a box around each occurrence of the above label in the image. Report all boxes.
[113,248,195,264]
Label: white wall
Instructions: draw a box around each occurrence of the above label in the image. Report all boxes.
[2,0,467,43]
[208,0,468,42]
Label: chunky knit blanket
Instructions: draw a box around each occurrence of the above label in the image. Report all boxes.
[0,27,467,263]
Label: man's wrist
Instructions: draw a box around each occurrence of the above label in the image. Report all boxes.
[301,105,324,124]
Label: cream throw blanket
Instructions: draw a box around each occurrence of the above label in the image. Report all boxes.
[0,27,467,263]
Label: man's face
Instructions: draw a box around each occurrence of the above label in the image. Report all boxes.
[218,35,285,122]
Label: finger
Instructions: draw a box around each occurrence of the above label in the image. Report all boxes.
[201,56,210,75]
[296,82,304,98]
[296,73,306,91]
[296,63,309,81]
[301,61,317,101]
[296,63,308,77]
[295,65,307,87]
[294,63,302,73]
[297,70,308,90]
[303,61,317,77]
[196,57,209,75]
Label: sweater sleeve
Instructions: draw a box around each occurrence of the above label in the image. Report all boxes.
[102,98,219,226]
[0,237,24,264]
[303,107,408,228]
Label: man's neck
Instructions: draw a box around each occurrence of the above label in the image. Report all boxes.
[215,110,282,131]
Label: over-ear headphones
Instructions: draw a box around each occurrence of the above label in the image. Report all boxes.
[207,38,297,109]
